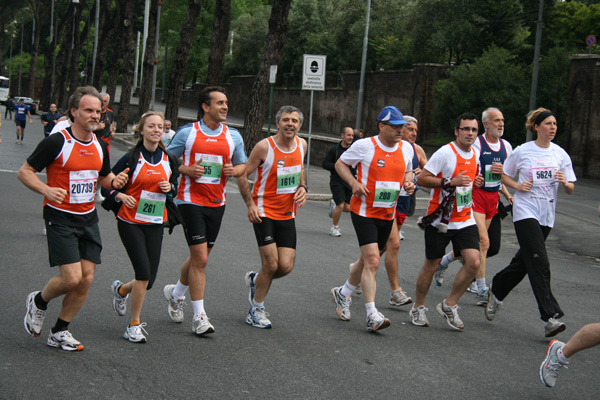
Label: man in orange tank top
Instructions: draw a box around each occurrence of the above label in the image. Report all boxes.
[238,106,308,329]
[162,86,247,335]
[411,112,484,331]
[18,86,129,351]
[330,106,415,332]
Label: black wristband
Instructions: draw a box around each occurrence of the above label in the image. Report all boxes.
[299,184,308,192]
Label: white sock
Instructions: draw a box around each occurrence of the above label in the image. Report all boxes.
[173,280,188,299]
[252,300,265,309]
[476,278,486,294]
[365,302,377,316]
[340,280,356,298]
[191,299,205,315]
[332,225,339,229]
[440,252,455,269]
[557,347,569,364]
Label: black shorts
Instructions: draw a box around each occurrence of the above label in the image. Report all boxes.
[330,179,352,205]
[118,220,164,290]
[16,119,26,128]
[253,217,296,248]
[424,224,480,260]
[350,212,393,251]
[45,220,103,267]
[179,204,225,248]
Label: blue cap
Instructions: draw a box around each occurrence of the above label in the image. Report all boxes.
[377,106,408,125]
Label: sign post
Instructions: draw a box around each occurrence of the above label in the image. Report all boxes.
[302,54,326,185]
[267,65,277,136]
[586,35,596,54]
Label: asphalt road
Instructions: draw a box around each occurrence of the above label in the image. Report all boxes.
[1,113,600,399]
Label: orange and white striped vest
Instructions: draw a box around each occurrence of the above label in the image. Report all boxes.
[44,129,104,215]
[252,136,305,220]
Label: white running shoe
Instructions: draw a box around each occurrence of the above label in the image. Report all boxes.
[330,286,351,321]
[466,281,478,293]
[330,226,341,237]
[111,280,128,316]
[47,330,84,351]
[399,230,405,240]
[192,312,215,335]
[163,284,185,323]
[436,300,464,330]
[95,190,105,202]
[410,305,429,327]
[246,306,272,329]
[24,291,46,337]
[389,289,413,306]
[540,340,567,387]
[124,323,148,343]
[366,311,390,332]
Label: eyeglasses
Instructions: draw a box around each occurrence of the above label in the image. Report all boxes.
[458,127,478,133]
[380,122,405,130]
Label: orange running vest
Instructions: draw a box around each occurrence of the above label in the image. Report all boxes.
[178,122,234,207]
[117,152,172,224]
[350,137,408,221]
[426,142,478,222]
[44,129,104,215]
[252,136,305,220]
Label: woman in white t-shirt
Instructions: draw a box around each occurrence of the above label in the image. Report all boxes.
[485,108,576,338]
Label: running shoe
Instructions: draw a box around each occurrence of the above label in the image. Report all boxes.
[545,315,566,338]
[366,311,390,332]
[328,199,335,218]
[246,306,272,329]
[389,289,413,306]
[330,286,351,321]
[245,271,257,306]
[24,291,45,337]
[436,300,464,330]
[540,340,567,387]
[349,263,362,295]
[399,230,405,240]
[330,226,341,237]
[192,312,215,335]
[410,305,429,327]
[124,323,148,343]
[475,288,489,307]
[433,264,447,287]
[466,281,478,293]
[95,190,105,202]
[47,329,84,351]
[163,284,185,323]
[485,287,502,321]
[111,280,128,316]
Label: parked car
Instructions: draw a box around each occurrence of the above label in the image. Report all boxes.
[13,96,38,115]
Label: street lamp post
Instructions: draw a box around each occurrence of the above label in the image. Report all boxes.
[150,0,162,110]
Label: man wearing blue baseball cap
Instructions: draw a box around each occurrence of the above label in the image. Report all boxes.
[330,106,415,332]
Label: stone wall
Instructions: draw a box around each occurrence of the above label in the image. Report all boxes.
[565,55,600,178]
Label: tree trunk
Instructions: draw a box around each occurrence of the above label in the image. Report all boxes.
[115,0,136,133]
[27,0,43,100]
[205,0,230,86]
[105,0,126,110]
[68,2,87,96]
[243,0,292,153]
[137,0,159,119]
[91,0,116,89]
[40,3,70,110]
[55,4,77,109]
[165,0,202,129]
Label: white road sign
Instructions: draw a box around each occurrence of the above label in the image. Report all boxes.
[302,54,326,91]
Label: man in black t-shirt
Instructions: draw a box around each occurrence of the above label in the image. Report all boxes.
[17,86,129,351]
[322,127,356,237]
